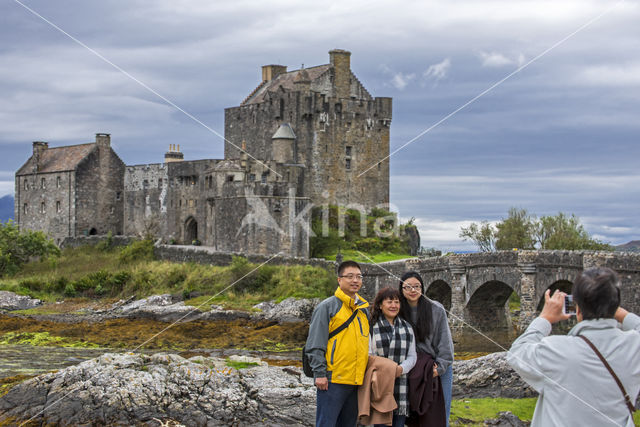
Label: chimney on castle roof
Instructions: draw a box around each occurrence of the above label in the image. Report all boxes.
[262,64,287,82]
[329,49,351,99]
[96,133,111,147]
[32,141,48,171]
[165,144,184,163]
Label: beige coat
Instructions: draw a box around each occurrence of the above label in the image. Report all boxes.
[358,355,398,426]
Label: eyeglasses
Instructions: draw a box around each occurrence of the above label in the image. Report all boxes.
[339,274,363,281]
[402,285,421,291]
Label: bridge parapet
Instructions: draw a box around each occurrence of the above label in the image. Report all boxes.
[360,250,640,344]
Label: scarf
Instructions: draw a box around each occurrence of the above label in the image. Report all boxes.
[372,316,413,416]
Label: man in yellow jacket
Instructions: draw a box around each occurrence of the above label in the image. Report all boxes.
[306,260,370,427]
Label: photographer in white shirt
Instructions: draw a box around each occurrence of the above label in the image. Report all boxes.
[507,267,640,427]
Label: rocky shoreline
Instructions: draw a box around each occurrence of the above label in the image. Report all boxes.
[0,291,540,425]
[0,351,536,426]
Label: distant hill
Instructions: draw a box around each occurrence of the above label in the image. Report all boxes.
[616,240,640,252]
[0,195,14,222]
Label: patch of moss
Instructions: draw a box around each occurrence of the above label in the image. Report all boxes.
[225,360,259,370]
[450,398,537,425]
[0,331,99,348]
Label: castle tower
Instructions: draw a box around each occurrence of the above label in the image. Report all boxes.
[272,123,296,164]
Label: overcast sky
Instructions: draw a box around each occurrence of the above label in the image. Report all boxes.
[1,0,639,251]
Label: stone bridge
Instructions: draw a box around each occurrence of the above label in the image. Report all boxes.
[360,251,640,348]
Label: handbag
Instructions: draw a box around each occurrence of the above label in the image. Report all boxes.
[578,335,636,415]
[302,308,360,377]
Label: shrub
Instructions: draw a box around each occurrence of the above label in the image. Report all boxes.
[118,240,154,264]
[63,283,76,297]
[0,220,60,277]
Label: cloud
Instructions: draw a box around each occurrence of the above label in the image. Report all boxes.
[391,72,416,90]
[479,51,525,68]
[423,58,451,81]
[576,63,640,87]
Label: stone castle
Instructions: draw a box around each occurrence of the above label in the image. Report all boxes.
[14,50,392,258]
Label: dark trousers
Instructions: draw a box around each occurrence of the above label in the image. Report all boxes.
[316,382,358,427]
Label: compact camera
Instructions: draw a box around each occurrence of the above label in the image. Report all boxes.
[563,294,576,315]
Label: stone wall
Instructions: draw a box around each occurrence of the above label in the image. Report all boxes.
[154,244,334,270]
[60,235,135,249]
[124,163,169,238]
[74,141,125,236]
[14,170,75,244]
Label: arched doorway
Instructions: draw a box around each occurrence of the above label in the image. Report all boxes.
[89,228,97,235]
[185,217,198,244]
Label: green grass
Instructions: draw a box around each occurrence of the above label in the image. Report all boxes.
[451,398,537,425]
[0,244,337,306]
[321,249,414,263]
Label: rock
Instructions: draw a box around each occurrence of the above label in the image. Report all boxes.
[484,411,531,426]
[0,352,315,426]
[0,291,42,311]
[253,297,321,322]
[115,294,201,322]
[453,352,536,399]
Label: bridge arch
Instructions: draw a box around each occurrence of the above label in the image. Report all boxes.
[425,280,451,312]
[464,280,516,341]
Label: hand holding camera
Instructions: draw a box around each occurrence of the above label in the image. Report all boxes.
[540,289,573,324]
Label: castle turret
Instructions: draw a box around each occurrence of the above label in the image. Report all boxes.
[330,49,351,99]
[272,123,295,164]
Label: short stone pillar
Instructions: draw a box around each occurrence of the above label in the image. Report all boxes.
[449,264,467,337]
[518,262,537,331]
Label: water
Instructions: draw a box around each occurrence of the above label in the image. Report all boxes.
[0,345,301,379]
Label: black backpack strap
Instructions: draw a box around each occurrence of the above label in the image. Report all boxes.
[578,335,635,415]
[328,308,360,339]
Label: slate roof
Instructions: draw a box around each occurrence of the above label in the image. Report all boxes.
[16,143,96,175]
[272,123,296,140]
[241,64,331,105]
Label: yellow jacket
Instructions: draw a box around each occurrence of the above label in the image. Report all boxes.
[306,287,370,385]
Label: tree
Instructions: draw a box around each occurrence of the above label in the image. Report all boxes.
[534,213,612,250]
[0,220,60,276]
[495,208,536,250]
[459,221,496,252]
[459,208,613,252]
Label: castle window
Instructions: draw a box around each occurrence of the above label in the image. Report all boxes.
[279,98,284,119]
[191,176,196,186]
[110,206,115,214]
[378,162,381,170]
[143,180,149,189]
[23,203,27,214]
[40,202,45,214]
[56,201,61,213]
[179,199,182,207]
[335,103,342,114]
[41,178,45,189]
[57,176,61,188]
[345,159,351,170]
[116,191,121,200]
[226,175,234,182]
[158,178,163,188]
[249,173,255,182]
[346,146,352,156]
[261,172,268,184]
[189,200,194,208]
[24,180,28,190]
